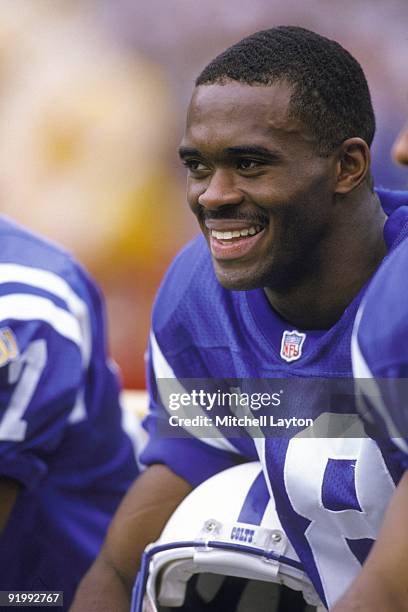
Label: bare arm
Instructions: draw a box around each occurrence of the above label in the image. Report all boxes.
[70,464,192,612]
[332,470,408,611]
[0,477,19,533]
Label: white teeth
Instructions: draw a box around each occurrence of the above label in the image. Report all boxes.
[211,226,263,240]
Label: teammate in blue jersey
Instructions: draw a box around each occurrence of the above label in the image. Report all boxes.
[353,235,408,464]
[352,117,408,460]
[72,27,408,611]
[333,120,408,610]
[0,216,139,609]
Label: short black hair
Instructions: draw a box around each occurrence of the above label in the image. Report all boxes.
[196,26,375,155]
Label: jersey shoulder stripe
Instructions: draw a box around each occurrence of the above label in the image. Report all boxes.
[0,263,91,366]
[0,293,82,355]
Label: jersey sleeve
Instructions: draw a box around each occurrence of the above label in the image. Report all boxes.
[352,344,408,468]
[352,241,408,469]
[352,346,408,469]
[0,269,85,490]
[139,332,249,487]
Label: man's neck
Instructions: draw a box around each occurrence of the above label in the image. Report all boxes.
[264,192,387,330]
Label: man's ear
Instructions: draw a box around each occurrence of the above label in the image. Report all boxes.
[334,138,371,194]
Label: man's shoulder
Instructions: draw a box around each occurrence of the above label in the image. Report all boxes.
[358,187,408,365]
[377,187,408,215]
[358,236,408,371]
[153,235,224,329]
[363,236,408,326]
[0,215,81,277]
[0,215,100,308]
[150,235,248,364]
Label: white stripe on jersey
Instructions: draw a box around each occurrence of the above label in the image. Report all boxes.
[150,332,242,455]
[0,294,82,350]
[0,263,91,367]
[351,307,408,454]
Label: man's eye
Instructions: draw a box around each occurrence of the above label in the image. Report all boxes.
[182,159,208,172]
[236,159,261,170]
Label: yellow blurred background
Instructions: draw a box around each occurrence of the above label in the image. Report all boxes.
[0,0,407,388]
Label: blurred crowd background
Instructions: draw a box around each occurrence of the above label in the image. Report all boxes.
[0,0,407,389]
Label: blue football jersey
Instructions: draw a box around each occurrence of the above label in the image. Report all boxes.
[141,189,408,608]
[352,228,408,467]
[0,216,138,609]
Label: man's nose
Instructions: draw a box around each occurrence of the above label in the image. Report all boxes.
[392,125,408,166]
[198,169,244,209]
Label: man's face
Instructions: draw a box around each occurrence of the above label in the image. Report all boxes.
[179,82,338,291]
[392,122,408,167]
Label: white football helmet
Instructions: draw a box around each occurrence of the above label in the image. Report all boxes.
[131,462,325,612]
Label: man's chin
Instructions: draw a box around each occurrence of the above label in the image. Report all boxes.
[213,265,262,292]
[213,260,289,293]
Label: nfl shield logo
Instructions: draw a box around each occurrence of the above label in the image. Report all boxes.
[280,330,306,362]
